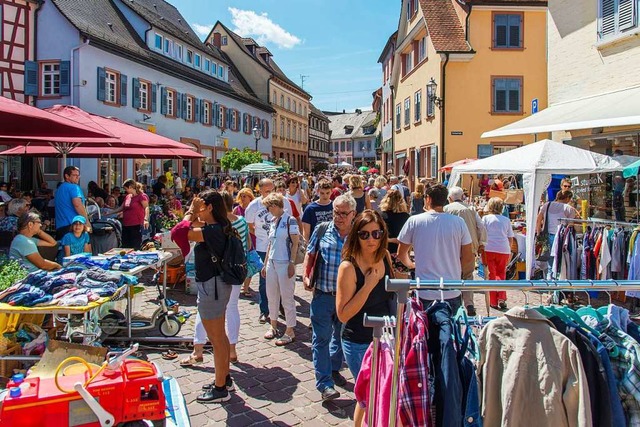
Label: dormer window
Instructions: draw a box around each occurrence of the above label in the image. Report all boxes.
[175,44,182,60]
[218,66,224,79]
[194,54,201,68]
[204,59,210,72]
[345,125,354,135]
[212,62,218,76]
[164,39,172,55]
[154,33,163,50]
[186,49,193,65]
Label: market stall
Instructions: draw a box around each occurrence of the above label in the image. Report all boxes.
[448,139,629,278]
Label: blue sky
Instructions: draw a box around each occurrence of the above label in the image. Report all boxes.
[169,0,399,112]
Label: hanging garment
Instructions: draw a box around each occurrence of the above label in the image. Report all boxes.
[627,229,640,297]
[397,298,433,427]
[599,229,612,280]
[548,316,614,427]
[426,302,463,427]
[595,320,640,427]
[478,307,592,427]
[354,341,394,427]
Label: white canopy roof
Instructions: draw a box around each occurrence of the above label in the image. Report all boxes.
[482,85,640,138]
[449,139,627,279]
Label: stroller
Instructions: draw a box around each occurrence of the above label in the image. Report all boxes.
[86,200,122,255]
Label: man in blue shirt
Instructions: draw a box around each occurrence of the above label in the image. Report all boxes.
[301,180,333,242]
[55,166,91,240]
[303,194,356,402]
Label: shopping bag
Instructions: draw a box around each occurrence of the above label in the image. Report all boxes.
[246,249,264,278]
[504,189,524,204]
[489,189,507,200]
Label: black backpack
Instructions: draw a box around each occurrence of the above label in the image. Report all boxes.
[206,228,247,286]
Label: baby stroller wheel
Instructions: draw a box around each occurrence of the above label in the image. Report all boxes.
[159,315,181,337]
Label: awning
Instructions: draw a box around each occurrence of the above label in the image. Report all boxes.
[482,85,640,138]
[0,145,203,159]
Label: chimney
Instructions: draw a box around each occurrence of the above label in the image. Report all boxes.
[343,109,345,113]
[212,32,221,48]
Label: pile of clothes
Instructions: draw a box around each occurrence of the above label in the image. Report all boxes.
[0,265,137,307]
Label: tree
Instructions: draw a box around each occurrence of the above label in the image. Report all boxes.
[220,148,262,171]
[274,158,290,172]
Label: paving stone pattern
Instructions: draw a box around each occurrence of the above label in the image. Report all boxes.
[131,267,626,426]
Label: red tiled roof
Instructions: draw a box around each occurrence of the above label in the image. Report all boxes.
[468,0,546,5]
[419,0,472,52]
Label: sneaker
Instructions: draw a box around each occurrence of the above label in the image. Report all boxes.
[466,305,477,316]
[202,374,235,392]
[332,371,347,388]
[259,313,270,324]
[196,386,230,403]
[321,386,340,402]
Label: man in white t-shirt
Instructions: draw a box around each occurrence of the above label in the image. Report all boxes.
[245,178,293,323]
[397,184,474,311]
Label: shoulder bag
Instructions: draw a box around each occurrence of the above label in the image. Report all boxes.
[535,203,552,262]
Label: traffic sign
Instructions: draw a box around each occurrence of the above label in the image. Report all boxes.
[532,98,539,114]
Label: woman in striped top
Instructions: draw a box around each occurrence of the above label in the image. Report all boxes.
[222,191,251,363]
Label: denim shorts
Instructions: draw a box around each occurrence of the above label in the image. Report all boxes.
[196,276,232,320]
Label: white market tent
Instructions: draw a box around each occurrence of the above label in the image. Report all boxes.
[448,139,628,279]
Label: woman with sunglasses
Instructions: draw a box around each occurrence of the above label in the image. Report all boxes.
[9,212,60,272]
[336,210,393,404]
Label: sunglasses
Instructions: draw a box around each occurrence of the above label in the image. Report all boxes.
[357,229,385,240]
[333,210,353,218]
[562,185,571,188]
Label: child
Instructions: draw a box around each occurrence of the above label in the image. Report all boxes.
[60,215,91,261]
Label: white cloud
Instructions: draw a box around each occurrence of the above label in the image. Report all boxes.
[228,7,301,49]
[191,23,214,38]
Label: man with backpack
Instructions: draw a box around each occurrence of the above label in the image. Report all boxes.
[302,194,356,402]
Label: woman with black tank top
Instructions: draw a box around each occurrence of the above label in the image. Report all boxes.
[336,210,393,423]
[347,175,371,214]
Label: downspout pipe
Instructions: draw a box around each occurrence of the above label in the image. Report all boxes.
[390,84,395,174]
[440,53,450,181]
[33,0,44,106]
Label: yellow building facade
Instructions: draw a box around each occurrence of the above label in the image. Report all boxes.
[390,0,547,186]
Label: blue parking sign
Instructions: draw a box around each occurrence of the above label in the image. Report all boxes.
[532,98,538,114]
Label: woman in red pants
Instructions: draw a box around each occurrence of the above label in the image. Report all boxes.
[481,197,514,309]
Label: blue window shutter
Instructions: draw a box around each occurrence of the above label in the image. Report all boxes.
[160,87,167,115]
[494,14,508,47]
[182,94,188,120]
[600,0,616,38]
[213,102,219,127]
[97,67,106,101]
[195,98,201,122]
[620,0,637,31]
[120,74,127,106]
[59,61,70,96]
[151,84,158,112]
[24,61,38,96]
[132,78,140,109]
[225,108,231,130]
[242,113,248,133]
[176,92,182,118]
[508,14,521,47]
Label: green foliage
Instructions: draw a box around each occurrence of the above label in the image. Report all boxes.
[220,148,263,171]
[274,158,291,172]
[0,255,28,291]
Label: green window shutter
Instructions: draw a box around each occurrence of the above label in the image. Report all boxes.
[24,61,38,96]
[97,67,106,101]
[132,78,140,109]
[59,61,70,96]
[120,74,127,106]
[151,84,158,113]
[160,87,167,115]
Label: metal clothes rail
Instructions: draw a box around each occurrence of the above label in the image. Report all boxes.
[380,277,640,427]
[558,217,639,228]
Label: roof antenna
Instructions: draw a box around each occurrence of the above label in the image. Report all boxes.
[300,75,309,90]
[107,22,113,29]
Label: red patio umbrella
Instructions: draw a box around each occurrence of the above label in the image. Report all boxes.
[0,145,203,159]
[0,96,118,144]
[439,158,477,172]
[368,168,379,174]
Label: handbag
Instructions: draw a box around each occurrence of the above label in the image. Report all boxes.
[489,189,507,200]
[535,202,552,262]
[286,217,306,265]
[246,249,264,277]
[504,189,524,204]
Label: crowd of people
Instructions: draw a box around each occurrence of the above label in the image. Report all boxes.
[0,165,582,416]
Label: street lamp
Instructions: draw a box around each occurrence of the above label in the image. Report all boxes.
[427,78,444,109]
[252,125,261,152]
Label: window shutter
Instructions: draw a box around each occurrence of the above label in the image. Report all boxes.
[120,74,127,106]
[176,92,182,118]
[620,0,637,31]
[24,61,38,96]
[160,87,167,115]
[242,113,248,133]
[182,94,188,120]
[59,61,70,96]
[97,67,106,101]
[195,98,201,122]
[509,15,521,47]
[600,0,616,38]
[200,100,206,123]
[213,102,219,127]
[132,78,140,109]
[262,120,269,139]
[151,84,158,112]
[508,79,521,112]
[225,108,232,129]
[495,15,508,47]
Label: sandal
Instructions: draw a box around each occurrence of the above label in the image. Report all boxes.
[264,327,279,340]
[161,350,178,360]
[179,354,204,366]
[275,334,295,346]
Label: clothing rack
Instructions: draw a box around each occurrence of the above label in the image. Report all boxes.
[381,277,640,427]
[558,217,639,228]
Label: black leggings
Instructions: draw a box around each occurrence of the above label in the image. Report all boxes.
[121,225,142,250]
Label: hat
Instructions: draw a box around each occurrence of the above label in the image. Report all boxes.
[170,220,191,257]
[72,215,86,224]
